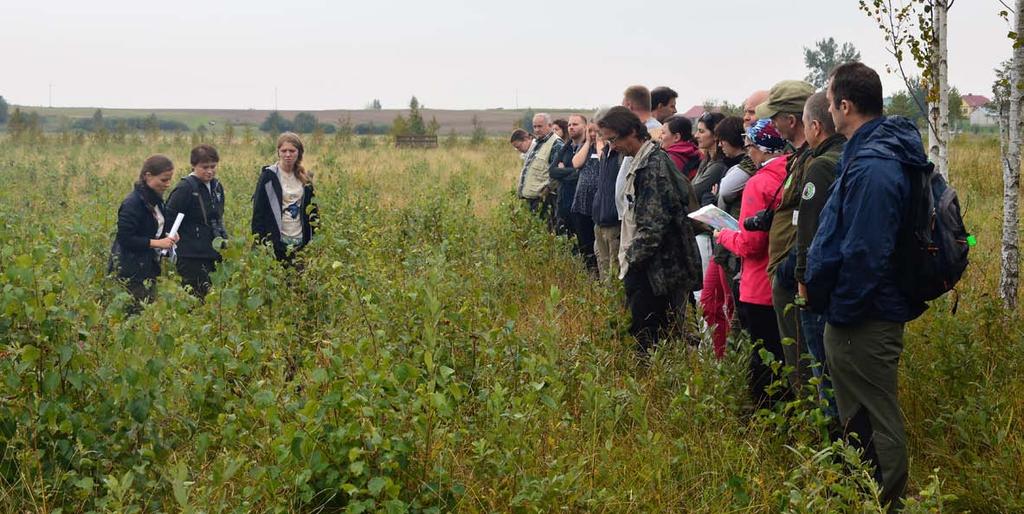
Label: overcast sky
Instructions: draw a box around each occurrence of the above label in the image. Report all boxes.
[0,0,1010,111]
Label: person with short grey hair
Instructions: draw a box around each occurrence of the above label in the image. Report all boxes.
[795,91,846,421]
[516,113,563,224]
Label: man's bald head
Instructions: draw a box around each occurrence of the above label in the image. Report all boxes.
[743,90,770,128]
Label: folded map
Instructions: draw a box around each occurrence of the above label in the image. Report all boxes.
[687,204,740,231]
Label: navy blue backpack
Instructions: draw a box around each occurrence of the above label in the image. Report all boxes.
[896,162,971,304]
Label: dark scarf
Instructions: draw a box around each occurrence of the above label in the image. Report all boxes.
[134,182,165,212]
[723,153,744,169]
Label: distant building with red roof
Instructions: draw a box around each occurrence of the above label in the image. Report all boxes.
[961,93,990,116]
[681,105,706,120]
[680,104,725,122]
[959,93,994,126]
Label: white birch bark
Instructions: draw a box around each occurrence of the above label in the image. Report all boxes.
[928,0,951,179]
[1000,0,1023,310]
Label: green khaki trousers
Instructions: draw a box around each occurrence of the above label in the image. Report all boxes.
[824,319,907,511]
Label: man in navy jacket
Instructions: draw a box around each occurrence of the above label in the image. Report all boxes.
[805,62,928,512]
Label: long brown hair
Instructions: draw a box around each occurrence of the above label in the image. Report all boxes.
[135,154,174,187]
[277,132,311,184]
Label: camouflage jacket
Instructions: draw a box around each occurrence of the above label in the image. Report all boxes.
[619,140,703,296]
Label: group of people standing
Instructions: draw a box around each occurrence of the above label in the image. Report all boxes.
[111,132,319,307]
[512,62,930,511]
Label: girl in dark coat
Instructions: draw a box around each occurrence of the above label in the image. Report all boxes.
[251,132,319,263]
[164,144,226,299]
[114,154,179,308]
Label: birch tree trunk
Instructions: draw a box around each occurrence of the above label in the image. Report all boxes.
[928,0,951,179]
[1000,0,1023,311]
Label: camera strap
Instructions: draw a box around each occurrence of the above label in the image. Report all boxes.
[187,176,210,226]
[768,176,787,211]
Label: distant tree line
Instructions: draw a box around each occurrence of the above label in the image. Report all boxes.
[5,107,43,140]
[353,122,390,135]
[259,111,337,134]
[72,110,190,132]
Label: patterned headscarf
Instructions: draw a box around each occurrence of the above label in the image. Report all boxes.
[745,118,786,153]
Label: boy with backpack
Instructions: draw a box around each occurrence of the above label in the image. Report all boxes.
[165,144,227,299]
[805,62,969,512]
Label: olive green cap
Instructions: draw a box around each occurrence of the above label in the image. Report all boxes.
[755,80,816,119]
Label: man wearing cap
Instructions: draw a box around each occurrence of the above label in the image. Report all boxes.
[756,79,816,396]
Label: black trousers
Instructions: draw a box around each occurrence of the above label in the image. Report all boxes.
[624,268,683,355]
[572,212,597,272]
[738,301,790,410]
[176,257,217,299]
[123,278,155,315]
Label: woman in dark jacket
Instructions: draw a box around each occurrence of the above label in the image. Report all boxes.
[702,116,748,358]
[114,154,179,307]
[689,112,727,300]
[251,132,319,263]
[692,112,728,207]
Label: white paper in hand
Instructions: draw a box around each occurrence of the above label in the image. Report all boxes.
[160,213,185,260]
[167,213,185,238]
[687,205,740,231]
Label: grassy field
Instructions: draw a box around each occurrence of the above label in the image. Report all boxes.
[0,133,1021,512]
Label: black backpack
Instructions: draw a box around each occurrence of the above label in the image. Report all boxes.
[896,162,971,304]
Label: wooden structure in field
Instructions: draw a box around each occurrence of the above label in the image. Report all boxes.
[395,135,438,148]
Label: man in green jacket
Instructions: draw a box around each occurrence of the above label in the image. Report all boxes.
[795,91,846,419]
[758,80,815,395]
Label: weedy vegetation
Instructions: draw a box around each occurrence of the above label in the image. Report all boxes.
[0,133,1020,512]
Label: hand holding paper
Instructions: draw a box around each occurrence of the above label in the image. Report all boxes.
[687,205,740,232]
[167,213,185,239]
[156,213,184,256]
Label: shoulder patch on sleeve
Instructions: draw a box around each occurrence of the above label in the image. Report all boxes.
[801,182,816,201]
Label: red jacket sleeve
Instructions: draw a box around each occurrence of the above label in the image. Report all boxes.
[716,172,771,258]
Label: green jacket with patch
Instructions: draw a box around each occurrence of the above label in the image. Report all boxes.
[767,142,812,276]
[795,133,846,281]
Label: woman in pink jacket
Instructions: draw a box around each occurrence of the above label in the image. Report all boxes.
[715,119,789,410]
